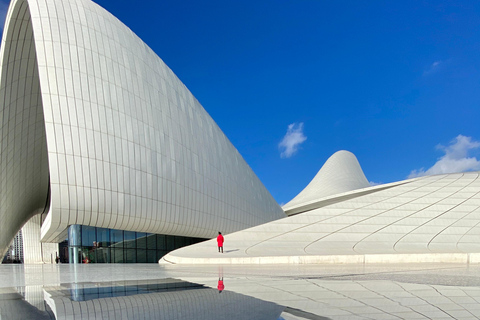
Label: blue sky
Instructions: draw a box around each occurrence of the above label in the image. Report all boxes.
[1,0,480,205]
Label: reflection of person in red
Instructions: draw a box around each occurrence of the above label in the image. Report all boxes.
[217,277,225,293]
[217,232,224,253]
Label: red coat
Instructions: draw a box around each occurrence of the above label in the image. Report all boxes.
[217,234,224,246]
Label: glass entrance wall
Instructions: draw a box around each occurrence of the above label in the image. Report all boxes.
[67,225,206,263]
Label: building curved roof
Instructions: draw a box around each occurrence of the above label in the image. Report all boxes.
[283,150,370,213]
[0,0,285,256]
[163,172,480,264]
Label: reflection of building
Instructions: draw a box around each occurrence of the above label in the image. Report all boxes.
[2,265,480,319]
[44,280,284,320]
[0,0,285,263]
[0,279,284,320]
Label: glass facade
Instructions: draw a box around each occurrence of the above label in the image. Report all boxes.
[68,225,205,264]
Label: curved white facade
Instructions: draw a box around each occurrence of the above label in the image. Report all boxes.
[164,169,480,264]
[0,0,285,257]
[283,150,370,213]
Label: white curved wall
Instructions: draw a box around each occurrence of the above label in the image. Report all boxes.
[164,172,480,264]
[0,0,50,258]
[0,0,285,256]
[22,215,58,264]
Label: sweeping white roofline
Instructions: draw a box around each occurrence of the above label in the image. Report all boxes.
[0,0,285,257]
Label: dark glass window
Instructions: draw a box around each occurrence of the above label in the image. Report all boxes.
[82,226,96,248]
[147,250,157,263]
[166,236,175,251]
[191,237,205,245]
[110,229,123,247]
[125,249,136,263]
[146,234,156,250]
[111,248,124,263]
[96,248,110,263]
[175,236,186,248]
[97,228,110,248]
[137,249,147,263]
[157,235,166,250]
[136,232,147,249]
[68,225,206,264]
[124,231,136,249]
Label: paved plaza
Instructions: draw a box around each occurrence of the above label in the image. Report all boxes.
[1,263,480,319]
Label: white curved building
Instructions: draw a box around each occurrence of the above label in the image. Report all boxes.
[163,152,480,264]
[0,0,285,261]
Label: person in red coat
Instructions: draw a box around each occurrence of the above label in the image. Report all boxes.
[217,278,224,293]
[217,232,224,253]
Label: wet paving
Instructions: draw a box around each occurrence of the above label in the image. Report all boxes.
[0,263,479,319]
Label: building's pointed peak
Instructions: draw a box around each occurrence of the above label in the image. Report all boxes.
[283,150,370,211]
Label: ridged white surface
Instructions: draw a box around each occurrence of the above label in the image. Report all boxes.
[283,150,370,212]
[164,172,480,263]
[0,0,49,258]
[22,215,58,264]
[0,0,284,256]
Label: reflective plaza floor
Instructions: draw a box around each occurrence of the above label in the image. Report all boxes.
[1,263,479,319]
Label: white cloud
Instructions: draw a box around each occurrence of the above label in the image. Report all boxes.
[369,181,382,186]
[423,60,446,76]
[279,122,307,158]
[408,135,480,178]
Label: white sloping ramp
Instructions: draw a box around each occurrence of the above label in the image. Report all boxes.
[162,172,480,264]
